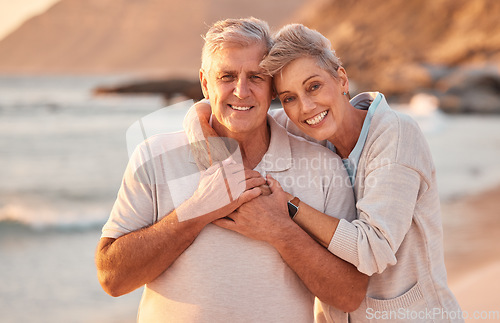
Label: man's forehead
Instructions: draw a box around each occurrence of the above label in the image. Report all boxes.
[211,63,265,74]
[209,43,266,68]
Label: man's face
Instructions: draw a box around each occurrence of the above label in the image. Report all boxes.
[200,42,274,138]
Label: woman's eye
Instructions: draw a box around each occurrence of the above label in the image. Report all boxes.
[282,96,295,104]
[310,83,320,91]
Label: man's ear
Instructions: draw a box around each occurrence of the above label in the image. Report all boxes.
[271,84,278,101]
[199,68,210,99]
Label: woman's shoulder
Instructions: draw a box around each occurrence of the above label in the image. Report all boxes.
[367,104,435,177]
[369,101,426,144]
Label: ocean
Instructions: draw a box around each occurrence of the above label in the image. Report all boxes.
[1,76,500,322]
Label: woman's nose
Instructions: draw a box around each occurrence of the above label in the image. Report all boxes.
[300,95,316,113]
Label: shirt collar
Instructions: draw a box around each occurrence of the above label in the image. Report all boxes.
[255,114,292,173]
[188,114,292,173]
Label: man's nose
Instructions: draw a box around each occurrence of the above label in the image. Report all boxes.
[233,78,250,99]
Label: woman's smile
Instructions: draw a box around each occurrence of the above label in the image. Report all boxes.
[304,110,328,126]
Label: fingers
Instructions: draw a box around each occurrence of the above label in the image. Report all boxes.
[227,166,266,191]
[243,169,264,180]
[244,177,267,191]
[266,174,283,194]
[212,217,236,230]
[259,184,272,196]
[237,187,262,205]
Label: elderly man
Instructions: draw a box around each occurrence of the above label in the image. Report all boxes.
[96,17,367,322]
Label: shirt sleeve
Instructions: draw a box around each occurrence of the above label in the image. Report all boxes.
[328,163,423,275]
[101,145,156,239]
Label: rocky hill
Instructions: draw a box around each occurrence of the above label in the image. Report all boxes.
[297,0,500,112]
[0,0,306,77]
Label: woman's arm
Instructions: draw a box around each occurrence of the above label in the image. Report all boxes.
[182,100,231,169]
[286,164,422,276]
[290,198,340,248]
[329,164,421,275]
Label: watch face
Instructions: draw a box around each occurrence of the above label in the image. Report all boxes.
[287,201,298,218]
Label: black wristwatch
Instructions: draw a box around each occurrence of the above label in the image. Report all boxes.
[287,197,300,220]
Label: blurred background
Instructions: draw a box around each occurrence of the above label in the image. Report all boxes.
[0,0,499,322]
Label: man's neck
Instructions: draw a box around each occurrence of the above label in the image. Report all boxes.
[213,122,270,169]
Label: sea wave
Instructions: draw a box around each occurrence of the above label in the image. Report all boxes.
[0,202,107,233]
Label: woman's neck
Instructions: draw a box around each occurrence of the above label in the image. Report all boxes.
[328,106,368,159]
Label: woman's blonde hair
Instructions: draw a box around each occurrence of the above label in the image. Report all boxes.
[261,24,342,78]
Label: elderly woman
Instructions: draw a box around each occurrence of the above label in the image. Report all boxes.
[185,24,462,322]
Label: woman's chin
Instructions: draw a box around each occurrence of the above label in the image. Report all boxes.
[302,124,335,142]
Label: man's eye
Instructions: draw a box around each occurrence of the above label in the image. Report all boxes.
[251,75,264,81]
[220,75,234,81]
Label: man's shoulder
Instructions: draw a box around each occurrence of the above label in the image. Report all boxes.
[129,131,193,169]
[133,131,190,155]
[141,131,189,147]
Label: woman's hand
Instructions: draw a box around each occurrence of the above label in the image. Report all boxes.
[183,100,231,170]
[213,175,294,243]
[176,160,266,222]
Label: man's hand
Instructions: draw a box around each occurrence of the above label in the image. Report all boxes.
[176,160,266,222]
[213,175,292,242]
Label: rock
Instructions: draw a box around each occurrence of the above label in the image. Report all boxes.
[94,78,204,103]
[434,66,500,114]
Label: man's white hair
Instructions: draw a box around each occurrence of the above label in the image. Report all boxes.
[201,17,273,72]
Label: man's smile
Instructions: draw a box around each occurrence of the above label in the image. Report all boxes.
[228,104,253,111]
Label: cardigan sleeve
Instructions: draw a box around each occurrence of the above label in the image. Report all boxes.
[328,163,423,275]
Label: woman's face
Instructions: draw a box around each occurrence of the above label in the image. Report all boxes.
[274,56,348,141]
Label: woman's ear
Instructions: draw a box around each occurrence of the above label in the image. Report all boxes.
[337,66,349,93]
[199,69,210,99]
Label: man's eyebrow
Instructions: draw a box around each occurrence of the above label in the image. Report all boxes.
[215,69,235,74]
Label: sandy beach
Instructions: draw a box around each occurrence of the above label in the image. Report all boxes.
[443,185,500,322]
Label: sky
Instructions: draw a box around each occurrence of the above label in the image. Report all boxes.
[0,0,60,41]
